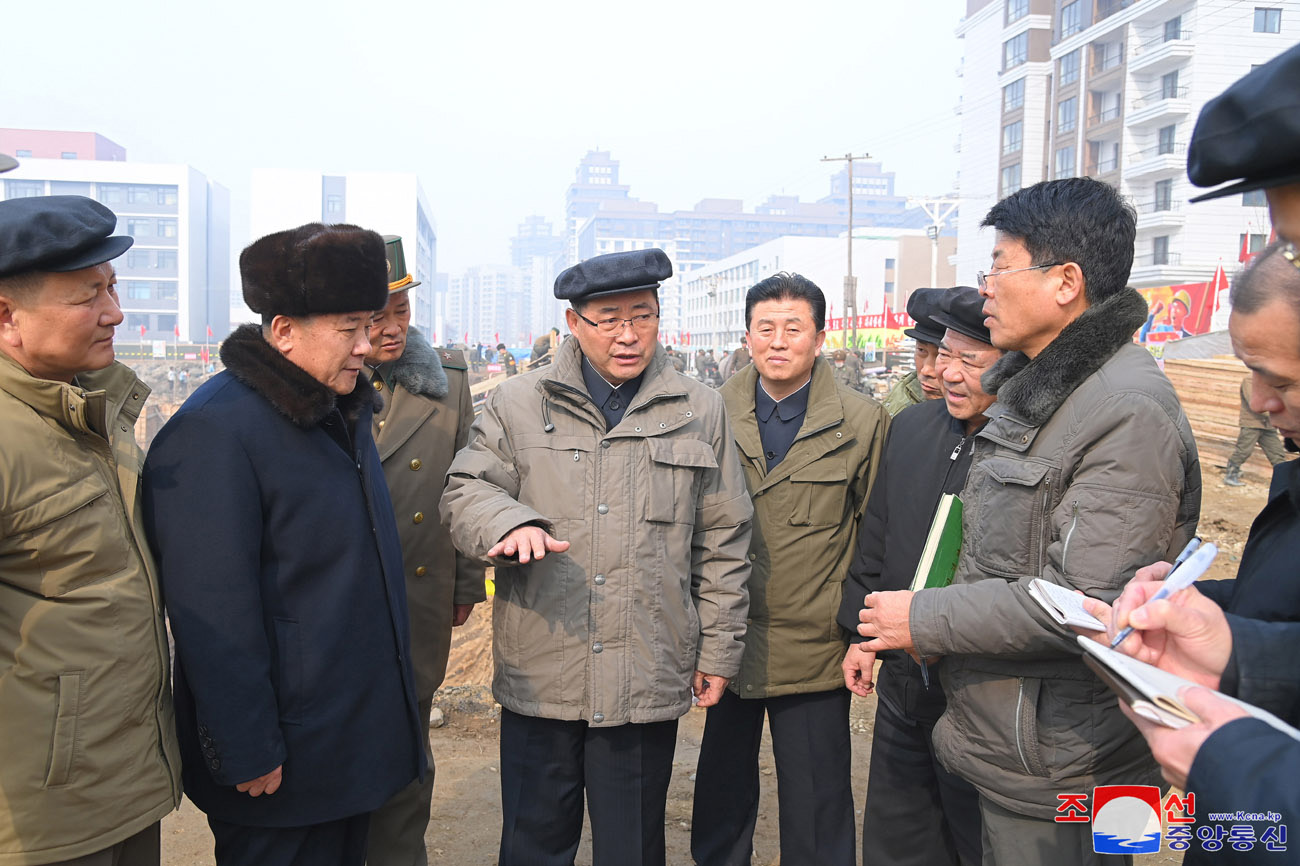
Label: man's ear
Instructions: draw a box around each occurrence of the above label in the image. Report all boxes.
[268,314,296,354]
[0,295,22,350]
[1056,262,1087,308]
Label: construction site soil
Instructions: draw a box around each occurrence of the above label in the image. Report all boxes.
[160,469,1268,865]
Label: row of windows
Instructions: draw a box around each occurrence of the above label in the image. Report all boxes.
[99,185,179,207]
[126,217,179,239]
[121,280,178,301]
[125,249,178,270]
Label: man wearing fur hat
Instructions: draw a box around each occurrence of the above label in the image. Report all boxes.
[364,236,485,866]
[441,248,752,866]
[142,224,425,866]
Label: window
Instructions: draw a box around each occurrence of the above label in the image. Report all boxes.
[1243,189,1268,206]
[4,180,44,198]
[1003,78,1025,111]
[126,250,149,269]
[1153,236,1170,266]
[1002,121,1024,155]
[1006,0,1028,23]
[1000,163,1022,198]
[1164,16,1183,41]
[123,281,154,300]
[126,219,152,238]
[60,151,77,160]
[1254,7,1282,33]
[1061,1,1082,37]
[14,149,31,157]
[98,184,124,205]
[1004,32,1028,70]
[157,250,178,269]
[1154,179,1173,211]
[1058,97,1078,133]
[1161,70,1180,99]
[157,218,178,239]
[884,258,896,270]
[1158,125,1177,154]
[1240,232,1267,254]
[325,194,343,214]
[1060,50,1080,85]
[1055,146,1077,179]
[128,185,154,204]
[157,186,178,206]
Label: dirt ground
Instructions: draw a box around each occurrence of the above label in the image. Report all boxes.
[160,470,1271,865]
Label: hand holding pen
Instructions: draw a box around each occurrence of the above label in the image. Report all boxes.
[1110,538,1215,649]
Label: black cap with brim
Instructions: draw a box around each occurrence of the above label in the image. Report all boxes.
[555,248,672,302]
[0,154,17,174]
[0,195,134,280]
[1188,43,1300,202]
[930,286,992,345]
[903,287,948,344]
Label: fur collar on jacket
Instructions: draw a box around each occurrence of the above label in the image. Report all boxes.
[981,288,1150,427]
[220,323,379,428]
[384,327,448,400]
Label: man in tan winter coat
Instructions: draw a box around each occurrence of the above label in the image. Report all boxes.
[365,236,486,866]
[0,195,181,866]
[441,248,752,866]
[692,273,887,866]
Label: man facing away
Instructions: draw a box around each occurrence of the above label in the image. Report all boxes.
[440,248,752,866]
[855,177,1200,866]
[0,195,181,866]
[364,235,486,866]
[882,288,946,416]
[840,286,1000,866]
[142,223,424,866]
[691,272,888,866]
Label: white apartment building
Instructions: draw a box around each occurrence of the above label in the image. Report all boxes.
[954,0,1298,289]
[444,265,531,348]
[1,156,230,343]
[247,169,437,335]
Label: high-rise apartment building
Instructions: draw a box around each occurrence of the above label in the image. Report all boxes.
[0,129,230,343]
[953,0,1299,289]
[248,169,437,335]
[444,265,530,348]
[511,215,566,337]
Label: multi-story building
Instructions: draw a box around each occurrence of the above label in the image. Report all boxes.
[248,169,437,335]
[0,128,230,343]
[511,215,566,338]
[444,265,530,348]
[677,231,957,351]
[954,0,1299,289]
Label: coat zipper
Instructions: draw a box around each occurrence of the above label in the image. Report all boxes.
[1060,501,1080,574]
[1014,677,1033,776]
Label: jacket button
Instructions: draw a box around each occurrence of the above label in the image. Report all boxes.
[378,419,385,429]
[374,380,384,392]
[592,642,603,653]
[634,426,642,432]
[410,459,422,470]
[413,512,425,524]
[198,725,210,736]
[415,565,427,577]
[593,574,605,585]
[209,758,221,770]
[748,553,757,561]
[601,440,611,449]
[203,746,217,758]
[593,712,605,723]
[745,684,753,692]
[597,504,609,515]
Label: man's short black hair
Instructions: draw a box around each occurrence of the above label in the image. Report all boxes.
[1231,241,1300,322]
[982,178,1136,305]
[0,270,46,304]
[744,272,826,331]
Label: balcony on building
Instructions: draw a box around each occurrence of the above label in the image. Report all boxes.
[1134,199,1187,230]
[1094,0,1137,23]
[1088,39,1126,87]
[1128,85,1190,127]
[1130,30,1194,74]
[1127,141,1187,179]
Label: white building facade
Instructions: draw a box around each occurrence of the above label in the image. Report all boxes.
[444,265,531,348]
[2,159,230,343]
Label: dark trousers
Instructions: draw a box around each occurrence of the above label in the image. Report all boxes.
[207,813,369,866]
[367,695,436,866]
[691,688,856,866]
[47,822,160,866]
[1230,426,1288,467]
[979,797,1130,866]
[498,709,678,866]
[861,695,982,866]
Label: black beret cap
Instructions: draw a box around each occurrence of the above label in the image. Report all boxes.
[0,154,17,174]
[931,285,992,346]
[555,249,672,302]
[0,195,133,280]
[240,223,389,317]
[1188,43,1300,202]
[903,287,948,345]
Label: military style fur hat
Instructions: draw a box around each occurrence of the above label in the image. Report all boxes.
[240,223,389,316]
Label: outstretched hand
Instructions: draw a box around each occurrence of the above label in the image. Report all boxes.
[488,525,570,563]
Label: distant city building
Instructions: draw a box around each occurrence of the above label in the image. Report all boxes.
[952,0,1299,289]
[0,128,230,343]
[445,264,530,348]
[511,215,566,338]
[248,169,437,336]
[675,231,956,351]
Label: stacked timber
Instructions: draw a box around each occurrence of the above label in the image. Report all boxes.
[1164,357,1281,482]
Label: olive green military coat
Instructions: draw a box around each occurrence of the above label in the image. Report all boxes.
[372,330,487,702]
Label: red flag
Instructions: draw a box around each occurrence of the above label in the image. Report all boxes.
[206,325,214,338]
[174,324,180,338]
[463,332,469,344]
[494,332,500,344]
[201,347,209,364]
[139,324,146,337]
[1239,233,1251,264]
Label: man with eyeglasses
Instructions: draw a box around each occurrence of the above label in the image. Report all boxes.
[441,248,753,866]
[854,177,1200,865]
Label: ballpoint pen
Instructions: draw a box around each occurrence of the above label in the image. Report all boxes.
[1110,538,1213,649]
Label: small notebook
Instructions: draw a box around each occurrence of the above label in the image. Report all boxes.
[1077,636,1300,740]
[909,494,963,593]
[1027,579,1106,630]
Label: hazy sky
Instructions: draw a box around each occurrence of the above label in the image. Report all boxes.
[4,0,967,272]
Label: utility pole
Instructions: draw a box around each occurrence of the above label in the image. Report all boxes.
[907,196,960,292]
[822,152,870,347]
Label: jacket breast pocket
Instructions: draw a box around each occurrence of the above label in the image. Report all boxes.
[3,474,131,597]
[787,461,848,527]
[515,435,595,520]
[971,456,1053,579]
[645,438,718,525]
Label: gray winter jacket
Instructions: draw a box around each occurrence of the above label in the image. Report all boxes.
[910,289,1202,819]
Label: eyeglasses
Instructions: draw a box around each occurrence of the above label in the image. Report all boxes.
[976,262,1064,290]
[576,311,660,336]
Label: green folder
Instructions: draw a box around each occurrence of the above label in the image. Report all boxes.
[909,494,963,593]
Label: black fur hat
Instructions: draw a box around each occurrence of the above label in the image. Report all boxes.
[240,223,389,317]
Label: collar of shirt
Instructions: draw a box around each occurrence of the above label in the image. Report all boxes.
[580,355,644,412]
[754,376,812,423]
